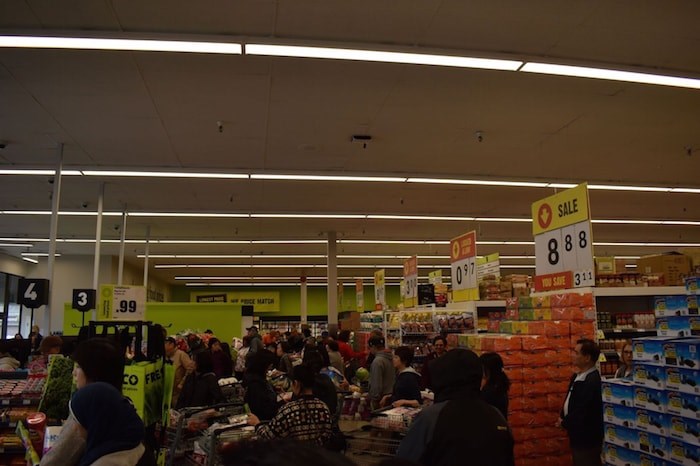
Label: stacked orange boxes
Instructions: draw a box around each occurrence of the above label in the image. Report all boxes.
[460,291,597,466]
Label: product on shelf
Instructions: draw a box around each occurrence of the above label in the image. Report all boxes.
[434,311,474,333]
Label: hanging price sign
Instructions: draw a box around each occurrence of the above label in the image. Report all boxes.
[532,183,595,291]
[403,256,418,308]
[451,231,479,302]
[99,284,146,321]
[374,269,386,311]
[355,279,364,312]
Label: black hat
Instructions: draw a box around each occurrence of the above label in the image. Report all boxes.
[430,349,482,400]
[368,336,385,348]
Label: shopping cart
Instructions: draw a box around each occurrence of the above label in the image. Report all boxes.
[165,402,251,466]
[344,430,403,466]
[219,380,245,403]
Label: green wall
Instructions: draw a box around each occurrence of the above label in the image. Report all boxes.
[64,302,243,344]
[170,285,402,316]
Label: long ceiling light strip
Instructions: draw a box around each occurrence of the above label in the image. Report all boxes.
[2,167,700,194]
[3,209,699,226]
[521,62,700,90]
[0,36,242,54]
[245,44,523,71]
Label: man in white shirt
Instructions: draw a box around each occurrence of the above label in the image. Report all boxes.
[557,339,603,466]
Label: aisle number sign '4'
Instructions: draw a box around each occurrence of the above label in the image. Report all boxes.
[403,256,418,308]
[531,183,595,291]
[451,231,480,302]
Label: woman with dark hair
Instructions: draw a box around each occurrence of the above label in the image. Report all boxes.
[276,341,294,374]
[176,351,225,409]
[243,350,280,421]
[40,338,148,466]
[479,352,510,419]
[248,364,332,446]
[382,346,422,408]
[302,349,338,416]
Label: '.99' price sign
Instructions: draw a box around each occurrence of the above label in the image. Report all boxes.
[450,230,479,301]
[99,284,146,321]
[532,183,595,292]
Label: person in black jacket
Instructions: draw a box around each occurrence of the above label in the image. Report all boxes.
[396,349,513,466]
[176,351,225,409]
[480,352,510,419]
[243,350,280,421]
[382,346,422,408]
[558,339,603,466]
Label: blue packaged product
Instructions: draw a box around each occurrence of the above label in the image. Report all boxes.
[634,386,668,413]
[636,409,669,436]
[604,424,639,450]
[678,367,700,395]
[604,403,637,429]
[664,338,700,368]
[669,415,700,446]
[633,363,667,389]
[633,337,672,366]
[669,439,700,466]
[604,444,641,466]
[667,391,700,420]
[657,315,692,337]
[637,430,669,460]
[602,378,635,406]
[655,295,689,316]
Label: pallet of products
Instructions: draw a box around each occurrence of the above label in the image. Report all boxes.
[604,336,700,466]
[458,290,598,466]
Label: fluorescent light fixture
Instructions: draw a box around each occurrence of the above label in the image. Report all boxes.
[521,62,700,90]
[250,173,406,183]
[82,170,248,179]
[339,240,450,245]
[0,210,120,217]
[477,241,536,246]
[588,184,671,193]
[500,265,536,269]
[368,215,475,221]
[0,36,242,55]
[0,169,82,176]
[0,243,34,248]
[141,254,327,259]
[245,44,523,71]
[406,178,548,188]
[21,252,60,257]
[128,212,249,218]
[474,217,531,223]
[251,213,366,219]
[22,257,38,264]
[594,242,700,247]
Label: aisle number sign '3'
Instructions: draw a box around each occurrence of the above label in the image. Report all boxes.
[531,183,595,291]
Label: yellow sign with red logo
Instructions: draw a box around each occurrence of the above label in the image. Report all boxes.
[450,231,479,301]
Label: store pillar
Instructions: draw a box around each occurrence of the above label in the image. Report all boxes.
[327,231,338,333]
[300,276,308,324]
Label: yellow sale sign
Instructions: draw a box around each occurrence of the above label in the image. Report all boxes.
[531,183,590,235]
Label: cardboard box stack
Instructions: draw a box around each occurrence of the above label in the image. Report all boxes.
[603,292,700,466]
[459,291,597,466]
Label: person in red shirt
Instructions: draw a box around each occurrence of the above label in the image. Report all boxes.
[336,330,366,375]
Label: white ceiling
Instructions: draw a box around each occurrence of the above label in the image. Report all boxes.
[1,1,699,285]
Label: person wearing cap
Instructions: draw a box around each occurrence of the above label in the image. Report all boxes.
[396,349,514,466]
[164,337,194,406]
[367,335,395,410]
[246,326,264,357]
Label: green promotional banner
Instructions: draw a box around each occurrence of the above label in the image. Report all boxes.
[122,359,165,426]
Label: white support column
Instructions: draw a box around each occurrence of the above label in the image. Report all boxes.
[143,225,150,287]
[327,232,338,331]
[92,182,104,322]
[300,276,308,324]
[46,143,63,333]
[117,210,127,285]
